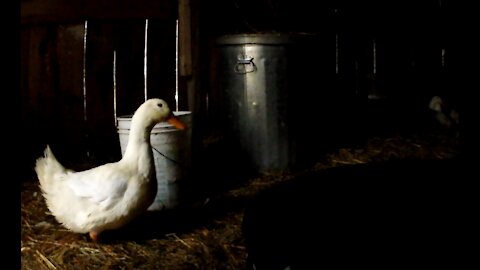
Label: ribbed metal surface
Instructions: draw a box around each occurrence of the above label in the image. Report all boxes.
[217,33,317,172]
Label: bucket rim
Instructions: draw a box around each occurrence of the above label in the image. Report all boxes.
[117,110,192,120]
[117,111,192,129]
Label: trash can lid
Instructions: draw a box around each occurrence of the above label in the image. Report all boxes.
[216,32,316,45]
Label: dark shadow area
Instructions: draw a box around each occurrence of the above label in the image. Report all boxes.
[243,158,474,269]
[100,192,249,243]
[184,138,261,201]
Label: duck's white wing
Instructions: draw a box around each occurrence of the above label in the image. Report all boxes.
[66,163,129,209]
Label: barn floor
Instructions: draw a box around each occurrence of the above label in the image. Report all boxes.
[21,127,461,269]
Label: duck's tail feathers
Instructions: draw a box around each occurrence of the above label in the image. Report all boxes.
[35,145,68,192]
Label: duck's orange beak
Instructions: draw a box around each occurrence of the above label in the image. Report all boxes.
[167,114,187,130]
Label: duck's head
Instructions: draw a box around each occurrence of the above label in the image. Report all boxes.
[135,98,187,130]
[429,96,443,112]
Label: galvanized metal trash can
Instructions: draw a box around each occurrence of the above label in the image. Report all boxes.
[216,33,320,173]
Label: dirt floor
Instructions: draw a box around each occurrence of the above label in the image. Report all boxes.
[21,127,461,270]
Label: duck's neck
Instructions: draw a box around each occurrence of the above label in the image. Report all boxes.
[121,113,155,165]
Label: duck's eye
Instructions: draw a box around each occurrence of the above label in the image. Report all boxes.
[157,103,163,108]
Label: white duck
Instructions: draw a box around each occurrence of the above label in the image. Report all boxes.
[428,95,460,129]
[35,98,186,241]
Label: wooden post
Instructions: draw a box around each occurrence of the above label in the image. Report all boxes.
[178,0,192,77]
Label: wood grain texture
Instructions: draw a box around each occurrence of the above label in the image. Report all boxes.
[21,0,176,25]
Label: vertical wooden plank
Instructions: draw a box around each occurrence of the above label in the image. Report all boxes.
[338,6,374,100]
[54,23,87,164]
[21,24,84,166]
[20,26,56,177]
[179,0,195,115]
[335,2,376,100]
[335,34,354,97]
[113,20,148,116]
[203,37,222,133]
[146,19,178,108]
[21,23,86,166]
[21,25,57,134]
[85,21,119,164]
[178,0,192,77]
[194,1,220,147]
[436,0,456,106]
[410,1,444,101]
[375,32,413,100]
[19,26,31,178]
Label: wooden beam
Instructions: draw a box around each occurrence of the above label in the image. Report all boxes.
[178,0,192,76]
[21,0,177,25]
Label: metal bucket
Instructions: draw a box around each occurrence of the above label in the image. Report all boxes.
[216,33,319,172]
[117,111,192,210]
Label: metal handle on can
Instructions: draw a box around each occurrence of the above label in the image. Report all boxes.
[234,55,256,74]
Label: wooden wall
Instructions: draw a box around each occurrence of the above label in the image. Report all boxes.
[198,0,458,140]
[20,0,180,176]
[200,0,453,99]
[20,0,460,179]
